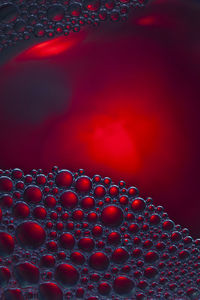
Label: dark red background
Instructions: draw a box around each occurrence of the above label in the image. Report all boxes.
[0,0,200,237]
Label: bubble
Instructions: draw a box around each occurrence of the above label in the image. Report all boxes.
[162,220,174,231]
[0,176,13,192]
[34,24,45,37]
[59,233,75,250]
[131,198,146,212]
[108,185,119,197]
[92,225,103,237]
[171,231,182,242]
[40,255,55,268]
[89,252,109,270]
[44,195,57,208]
[78,238,95,252]
[128,223,139,233]
[60,191,78,209]
[2,288,24,300]
[72,209,84,221]
[13,202,30,219]
[70,251,85,265]
[33,206,47,219]
[144,266,158,279]
[68,4,82,17]
[81,196,95,210]
[98,282,111,295]
[55,170,73,188]
[47,5,65,22]
[0,194,13,208]
[0,232,14,257]
[46,241,58,252]
[149,214,161,225]
[12,168,23,179]
[16,222,46,249]
[101,205,123,227]
[144,251,159,263]
[0,267,11,287]
[107,232,121,245]
[55,264,79,287]
[113,276,134,295]
[0,4,19,23]
[39,282,63,300]
[76,176,92,193]
[119,195,128,205]
[112,248,129,264]
[87,212,98,223]
[94,185,106,198]
[23,185,42,204]
[14,262,39,286]
[178,249,190,260]
[84,0,101,11]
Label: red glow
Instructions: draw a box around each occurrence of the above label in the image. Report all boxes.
[16,33,86,60]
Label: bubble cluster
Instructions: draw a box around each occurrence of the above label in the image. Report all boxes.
[0,0,148,52]
[0,167,200,299]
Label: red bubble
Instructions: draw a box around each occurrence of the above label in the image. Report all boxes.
[36,174,47,185]
[144,266,158,278]
[119,195,128,205]
[55,170,73,188]
[46,241,58,252]
[60,191,78,209]
[39,282,63,300]
[14,262,39,286]
[40,255,55,268]
[33,206,47,219]
[44,195,57,208]
[75,176,92,193]
[144,251,159,263]
[113,276,134,295]
[149,214,161,225]
[89,252,109,270]
[16,222,46,249]
[0,232,14,257]
[162,220,174,231]
[55,264,79,286]
[72,209,84,221]
[59,233,75,250]
[23,185,42,203]
[109,185,119,197]
[94,185,106,198]
[13,202,30,219]
[171,231,182,242]
[87,212,98,223]
[107,232,121,245]
[128,223,139,233]
[131,198,146,212]
[0,208,2,221]
[70,252,85,265]
[101,205,123,227]
[111,248,129,264]
[98,282,111,295]
[81,196,95,209]
[0,194,13,208]
[2,289,24,300]
[0,176,13,192]
[12,169,23,179]
[0,267,11,287]
[92,225,103,237]
[132,248,143,258]
[78,238,95,252]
